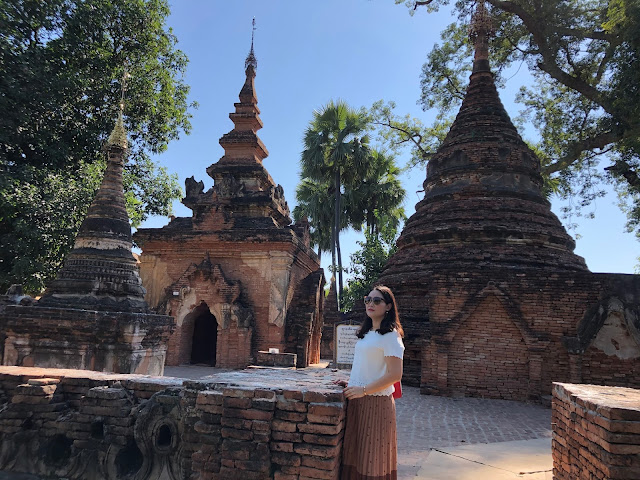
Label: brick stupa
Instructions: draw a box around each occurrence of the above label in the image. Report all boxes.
[134,31,324,369]
[1,112,174,375]
[377,2,640,400]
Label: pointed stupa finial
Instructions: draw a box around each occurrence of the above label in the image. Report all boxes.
[245,17,257,71]
[469,1,495,73]
[107,69,130,149]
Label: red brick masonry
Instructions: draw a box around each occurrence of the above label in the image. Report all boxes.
[0,366,348,480]
[552,383,640,480]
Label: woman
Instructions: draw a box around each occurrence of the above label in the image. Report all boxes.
[337,285,405,480]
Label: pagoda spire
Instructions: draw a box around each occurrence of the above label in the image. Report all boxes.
[469,0,495,74]
[217,18,268,165]
[245,17,257,72]
[38,83,149,312]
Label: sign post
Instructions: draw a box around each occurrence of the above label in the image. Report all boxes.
[333,323,359,369]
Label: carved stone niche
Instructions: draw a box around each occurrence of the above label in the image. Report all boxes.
[564,296,640,359]
[103,388,185,480]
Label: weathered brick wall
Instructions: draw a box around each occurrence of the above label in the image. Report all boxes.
[447,294,530,400]
[552,383,640,480]
[391,270,640,401]
[0,366,347,480]
[138,240,322,370]
[285,270,325,367]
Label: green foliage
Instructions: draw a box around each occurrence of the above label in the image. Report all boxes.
[390,0,640,239]
[345,149,406,236]
[299,100,373,306]
[293,178,342,258]
[0,0,194,294]
[341,220,399,312]
[0,161,103,293]
[298,101,407,309]
[369,100,451,169]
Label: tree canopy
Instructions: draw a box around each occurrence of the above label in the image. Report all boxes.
[297,100,406,310]
[0,0,195,294]
[385,0,640,240]
[299,100,372,309]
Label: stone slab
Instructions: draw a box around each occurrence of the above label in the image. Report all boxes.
[413,437,553,480]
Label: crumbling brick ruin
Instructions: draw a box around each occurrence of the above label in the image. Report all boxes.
[134,43,324,370]
[0,366,346,480]
[0,114,173,375]
[376,2,640,401]
[552,383,640,479]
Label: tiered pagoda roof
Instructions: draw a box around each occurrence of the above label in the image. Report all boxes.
[380,1,588,276]
[174,31,291,230]
[38,112,149,312]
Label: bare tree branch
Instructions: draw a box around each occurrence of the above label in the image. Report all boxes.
[485,0,620,120]
[414,1,434,10]
[605,161,640,190]
[543,129,625,175]
[371,119,432,160]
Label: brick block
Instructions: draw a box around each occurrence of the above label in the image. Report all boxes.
[275,411,307,422]
[301,455,339,471]
[223,388,255,399]
[293,444,340,457]
[272,452,301,467]
[302,433,342,446]
[272,431,303,443]
[307,403,344,418]
[273,420,298,433]
[306,414,340,425]
[271,442,294,452]
[298,423,342,435]
[277,400,308,413]
[302,391,343,403]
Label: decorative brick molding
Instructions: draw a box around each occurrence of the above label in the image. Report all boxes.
[0,366,347,480]
[552,383,640,480]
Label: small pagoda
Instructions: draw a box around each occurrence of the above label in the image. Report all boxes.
[134,25,324,369]
[377,2,640,400]
[1,109,174,375]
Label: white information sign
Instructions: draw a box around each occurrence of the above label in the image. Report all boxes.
[336,324,360,365]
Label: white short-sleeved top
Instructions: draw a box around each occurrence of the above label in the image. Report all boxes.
[348,329,405,396]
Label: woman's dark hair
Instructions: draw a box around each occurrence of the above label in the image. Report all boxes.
[356,285,404,339]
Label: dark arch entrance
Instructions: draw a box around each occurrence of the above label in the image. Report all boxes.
[190,303,217,366]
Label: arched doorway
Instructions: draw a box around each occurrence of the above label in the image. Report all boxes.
[190,303,218,365]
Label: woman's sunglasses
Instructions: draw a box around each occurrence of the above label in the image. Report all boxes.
[363,296,386,305]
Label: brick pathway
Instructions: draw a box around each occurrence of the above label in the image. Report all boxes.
[394,385,551,478]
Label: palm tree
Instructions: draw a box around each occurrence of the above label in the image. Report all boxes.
[300,100,371,309]
[347,149,406,238]
[293,178,338,261]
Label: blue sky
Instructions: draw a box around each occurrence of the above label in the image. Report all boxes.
[138,0,637,275]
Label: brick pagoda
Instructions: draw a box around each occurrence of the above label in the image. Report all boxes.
[1,112,174,375]
[377,2,640,400]
[134,35,324,369]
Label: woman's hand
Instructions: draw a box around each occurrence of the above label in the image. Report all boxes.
[343,385,366,400]
[332,379,348,387]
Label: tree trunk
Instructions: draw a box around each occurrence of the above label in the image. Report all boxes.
[334,168,342,311]
[330,220,336,281]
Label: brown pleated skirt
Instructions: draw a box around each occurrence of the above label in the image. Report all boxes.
[341,395,397,480]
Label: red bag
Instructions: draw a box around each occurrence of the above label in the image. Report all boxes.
[392,381,402,399]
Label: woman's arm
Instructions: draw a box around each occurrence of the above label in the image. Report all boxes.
[344,356,402,400]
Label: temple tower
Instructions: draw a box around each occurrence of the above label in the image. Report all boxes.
[377,1,640,400]
[1,108,174,374]
[37,112,149,312]
[135,24,324,369]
